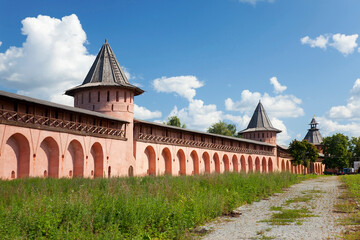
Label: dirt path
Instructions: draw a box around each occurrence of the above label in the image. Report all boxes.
[201,176,345,240]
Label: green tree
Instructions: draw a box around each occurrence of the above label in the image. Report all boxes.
[322,133,351,170]
[165,116,186,128]
[350,137,360,166]
[207,121,237,137]
[288,139,319,174]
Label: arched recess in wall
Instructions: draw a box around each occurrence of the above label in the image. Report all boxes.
[281,160,285,172]
[268,158,273,173]
[91,142,104,178]
[145,146,156,176]
[190,150,199,175]
[232,155,238,172]
[202,152,210,173]
[241,155,246,172]
[248,156,253,173]
[39,137,59,178]
[214,153,220,173]
[223,154,230,172]
[128,165,134,177]
[68,140,84,177]
[177,149,186,175]
[262,157,267,173]
[286,161,290,172]
[255,157,260,172]
[162,148,172,175]
[4,133,30,178]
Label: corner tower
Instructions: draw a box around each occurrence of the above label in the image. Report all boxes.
[304,116,323,153]
[65,40,144,143]
[238,101,281,145]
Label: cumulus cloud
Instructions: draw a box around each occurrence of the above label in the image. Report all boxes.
[317,117,360,137]
[328,78,360,119]
[225,90,304,118]
[270,76,287,93]
[0,14,95,105]
[300,35,329,49]
[330,33,358,55]
[134,104,162,120]
[238,0,274,5]
[301,33,358,56]
[271,117,291,144]
[152,75,204,101]
[0,41,2,47]
[319,78,360,137]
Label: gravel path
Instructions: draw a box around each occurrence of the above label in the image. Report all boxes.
[201,176,345,240]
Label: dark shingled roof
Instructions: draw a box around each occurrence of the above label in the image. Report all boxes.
[304,117,323,145]
[65,40,144,96]
[239,101,281,134]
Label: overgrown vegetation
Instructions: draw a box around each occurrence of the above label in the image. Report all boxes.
[0,172,307,239]
[339,175,360,239]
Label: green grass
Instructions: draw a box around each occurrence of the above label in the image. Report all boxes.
[262,206,316,225]
[0,172,309,239]
[340,175,360,239]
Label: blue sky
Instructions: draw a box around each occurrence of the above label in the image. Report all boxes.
[1,0,360,144]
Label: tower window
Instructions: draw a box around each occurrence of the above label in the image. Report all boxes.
[116,91,119,102]
[81,93,84,104]
[107,91,110,102]
[89,92,91,103]
[262,133,264,138]
[98,91,100,102]
[124,91,127,102]
[130,93,132,103]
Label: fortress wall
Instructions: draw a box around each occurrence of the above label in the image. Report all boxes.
[0,124,131,179]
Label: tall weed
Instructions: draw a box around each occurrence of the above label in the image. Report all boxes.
[0,172,306,239]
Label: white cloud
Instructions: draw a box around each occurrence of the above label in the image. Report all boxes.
[317,117,360,137]
[328,78,360,119]
[301,33,358,56]
[0,41,2,47]
[152,75,204,101]
[225,90,304,118]
[300,35,329,49]
[238,0,274,5]
[0,14,95,105]
[320,78,360,137]
[269,76,287,93]
[134,104,162,120]
[330,33,358,56]
[271,117,291,145]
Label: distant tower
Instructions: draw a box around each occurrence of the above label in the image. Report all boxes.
[304,116,323,153]
[65,40,144,154]
[238,101,281,145]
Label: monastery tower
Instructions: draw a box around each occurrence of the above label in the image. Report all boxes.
[65,40,144,160]
[304,117,323,153]
[238,101,281,145]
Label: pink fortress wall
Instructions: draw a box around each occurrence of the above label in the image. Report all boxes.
[0,124,132,179]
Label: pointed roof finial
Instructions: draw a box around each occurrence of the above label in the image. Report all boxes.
[105,38,108,44]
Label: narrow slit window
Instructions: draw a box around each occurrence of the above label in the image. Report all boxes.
[124,91,127,102]
[89,92,91,103]
[107,91,110,102]
[116,91,119,102]
[98,91,100,102]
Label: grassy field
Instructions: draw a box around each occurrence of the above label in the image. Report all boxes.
[340,175,360,239]
[0,172,312,239]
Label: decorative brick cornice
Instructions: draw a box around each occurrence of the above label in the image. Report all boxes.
[137,133,274,156]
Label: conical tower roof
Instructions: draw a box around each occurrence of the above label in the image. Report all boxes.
[239,101,281,134]
[65,40,144,96]
[304,116,323,145]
